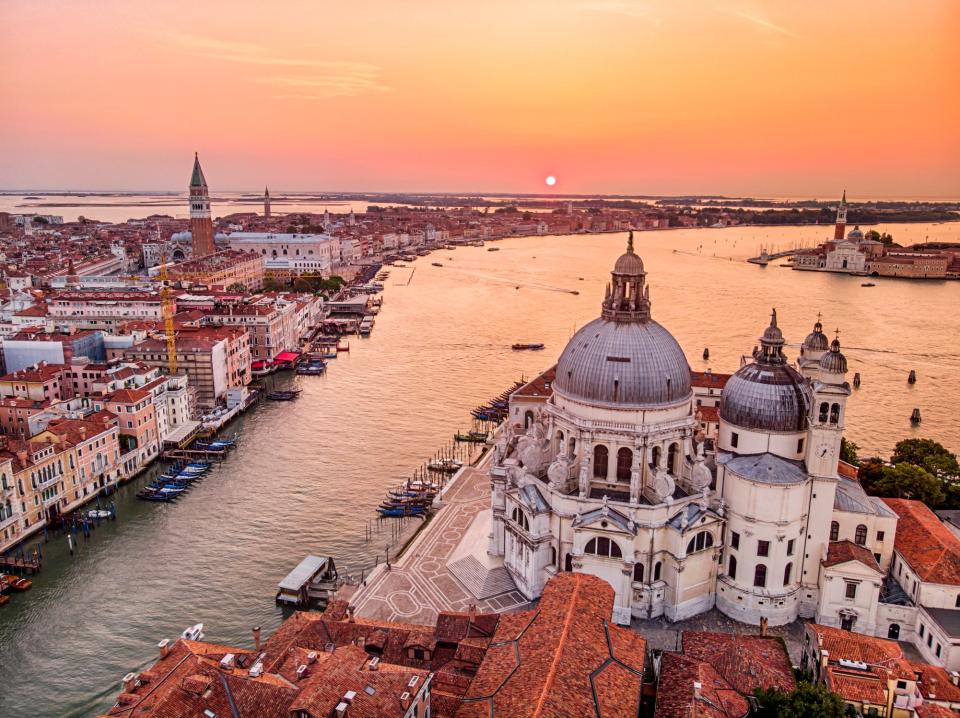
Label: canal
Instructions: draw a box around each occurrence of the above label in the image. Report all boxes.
[1,223,958,716]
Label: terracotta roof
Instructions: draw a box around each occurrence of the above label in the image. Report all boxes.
[837,460,859,480]
[824,540,882,572]
[911,661,960,703]
[826,667,888,706]
[690,371,731,390]
[512,365,556,399]
[655,652,749,718]
[883,498,960,585]
[915,702,960,718]
[459,572,645,718]
[697,405,719,422]
[680,631,795,696]
[104,387,150,404]
[808,624,912,679]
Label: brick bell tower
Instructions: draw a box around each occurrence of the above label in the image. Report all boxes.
[189,153,215,258]
[833,189,848,240]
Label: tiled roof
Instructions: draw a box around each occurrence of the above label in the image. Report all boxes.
[915,702,960,718]
[826,667,888,706]
[911,661,960,703]
[690,370,731,390]
[512,365,556,399]
[883,498,960,585]
[680,631,795,696]
[824,540,881,572]
[655,652,749,718]
[459,572,645,718]
[808,624,912,679]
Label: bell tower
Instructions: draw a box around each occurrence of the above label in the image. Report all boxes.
[189,153,216,258]
[833,190,848,240]
[807,333,850,478]
[264,186,271,219]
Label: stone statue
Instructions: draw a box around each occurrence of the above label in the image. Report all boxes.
[629,466,640,505]
[680,508,689,530]
[547,454,571,490]
[649,465,675,503]
[579,457,590,498]
[717,497,726,517]
[689,443,712,491]
[601,494,609,516]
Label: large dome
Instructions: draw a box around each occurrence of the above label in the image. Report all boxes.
[719,309,812,432]
[554,317,692,407]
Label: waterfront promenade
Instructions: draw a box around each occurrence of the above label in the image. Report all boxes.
[349,453,529,623]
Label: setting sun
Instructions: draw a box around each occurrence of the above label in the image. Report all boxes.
[545,175,556,187]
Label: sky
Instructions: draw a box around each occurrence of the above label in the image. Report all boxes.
[1,0,958,197]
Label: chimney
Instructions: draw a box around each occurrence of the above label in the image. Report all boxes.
[821,649,830,669]
[296,664,308,680]
[335,702,349,718]
[951,671,959,686]
[252,626,261,652]
[693,681,702,699]
[16,449,28,466]
[399,692,412,710]
[306,651,318,665]
[121,672,137,693]
[158,638,171,658]
[368,657,380,671]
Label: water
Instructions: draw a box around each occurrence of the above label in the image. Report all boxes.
[1,224,958,716]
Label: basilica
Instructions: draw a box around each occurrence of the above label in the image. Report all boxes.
[488,234,901,631]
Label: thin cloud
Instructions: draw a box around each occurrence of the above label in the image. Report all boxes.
[265,71,389,99]
[729,10,800,39]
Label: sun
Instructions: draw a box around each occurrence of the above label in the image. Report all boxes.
[545,175,556,187]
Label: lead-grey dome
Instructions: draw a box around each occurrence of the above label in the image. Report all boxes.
[553,234,691,408]
[802,319,829,352]
[554,318,692,407]
[719,309,812,432]
[819,337,848,374]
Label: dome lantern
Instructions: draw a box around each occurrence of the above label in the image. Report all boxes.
[601,232,650,323]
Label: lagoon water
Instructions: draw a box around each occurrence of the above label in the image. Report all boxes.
[1,222,958,716]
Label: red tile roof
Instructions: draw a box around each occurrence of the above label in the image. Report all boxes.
[512,366,557,399]
[911,661,960,703]
[915,702,960,718]
[680,631,796,696]
[459,572,645,718]
[826,667,888,706]
[690,371,731,390]
[883,498,960,585]
[824,540,881,572]
[655,652,749,718]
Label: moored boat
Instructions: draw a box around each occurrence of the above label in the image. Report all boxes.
[1,575,32,591]
[511,343,545,351]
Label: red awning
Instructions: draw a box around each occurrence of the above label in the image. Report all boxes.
[251,360,270,369]
[273,351,300,363]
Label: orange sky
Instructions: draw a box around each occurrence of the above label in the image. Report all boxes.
[1,0,958,196]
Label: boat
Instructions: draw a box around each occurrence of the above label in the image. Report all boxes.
[911,408,922,425]
[908,370,917,385]
[337,341,350,352]
[512,343,545,351]
[181,623,205,641]
[571,290,580,295]
[454,432,488,443]
[276,555,339,609]
[487,247,500,252]
[296,361,327,375]
[703,348,710,360]
[428,458,463,473]
[378,505,426,518]
[0,594,9,606]
[87,509,113,520]
[861,282,876,287]
[267,390,302,401]
[852,372,861,388]
[431,262,443,267]
[1,575,32,591]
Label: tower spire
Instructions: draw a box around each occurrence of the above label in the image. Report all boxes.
[188,153,215,257]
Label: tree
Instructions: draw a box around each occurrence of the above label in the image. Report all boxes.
[840,438,860,466]
[225,282,247,294]
[857,458,886,492]
[872,463,944,506]
[753,682,847,718]
[892,438,960,480]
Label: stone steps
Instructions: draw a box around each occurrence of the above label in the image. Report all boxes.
[447,555,517,600]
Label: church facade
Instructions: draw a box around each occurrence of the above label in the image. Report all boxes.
[487,235,895,630]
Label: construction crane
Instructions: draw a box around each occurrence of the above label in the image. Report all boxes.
[159,256,178,375]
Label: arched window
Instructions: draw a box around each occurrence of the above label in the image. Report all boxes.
[830,521,839,541]
[830,403,841,425]
[754,564,767,587]
[593,445,609,479]
[667,443,679,474]
[650,446,661,468]
[633,563,644,582]
[654,561,662,581]
[728,555,737,580]
[686,531,714,554]
[819,402,829,423]
[783,562,793,586]
[855,525,867,546]
[616,448,633,482]
[555,430,565,455]
[584,536,623,559]
[551,546,557,567]
[567,436,576,458]
[511,507,529,532]
[524,411,535,429]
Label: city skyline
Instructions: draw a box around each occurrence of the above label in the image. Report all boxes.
[2,0,958,197]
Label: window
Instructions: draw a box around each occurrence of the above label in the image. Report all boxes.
[730,432,739,448]
[787,539,795,556]
[757,540,770,557]
[686,531,714,554]
[584,537,622,559]
[830,521,839,541]
[854,525,868,546]
[783,562,793,586]
[927,634,933,648]
[754,564,767,587]
[728,555,737,580]
[819,402,829,423]
[845,582,857,600]
[633,563,644,582]
[830,403,841,424]
[797,438,804,453]
[511,507,529,532]
[650,446,661,468]
[877,531,885,541]
[920,624,925,638]
[955,594,960,608]
[731,531,740,550]
[936,644,942,658]
[667,443,679,475]
[593,445,609,479]
[654,561,662,581]
[616,448,632,482]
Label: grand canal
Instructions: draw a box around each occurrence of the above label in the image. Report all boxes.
[1,222,958,716]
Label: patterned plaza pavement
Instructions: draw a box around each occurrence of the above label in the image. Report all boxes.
[350,461,529,624]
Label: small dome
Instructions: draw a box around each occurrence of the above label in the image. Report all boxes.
[802,320,829,352]
[719,310,812,432]
[847,225,864,240]
[819,337,848,374]
[554,318,692,408]
[613,231,645,275]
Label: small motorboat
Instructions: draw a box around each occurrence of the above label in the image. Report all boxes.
[861,282,876,287]
[267,390,302,401]
[428,458,463,473]
[431,262,444,267]
[87,509,113,520]
[181,623,205,641]
[512,343,545,351]
[1,575,32,591]
[487,247,500,252]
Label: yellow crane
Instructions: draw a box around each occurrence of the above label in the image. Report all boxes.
[159,256,178,375]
